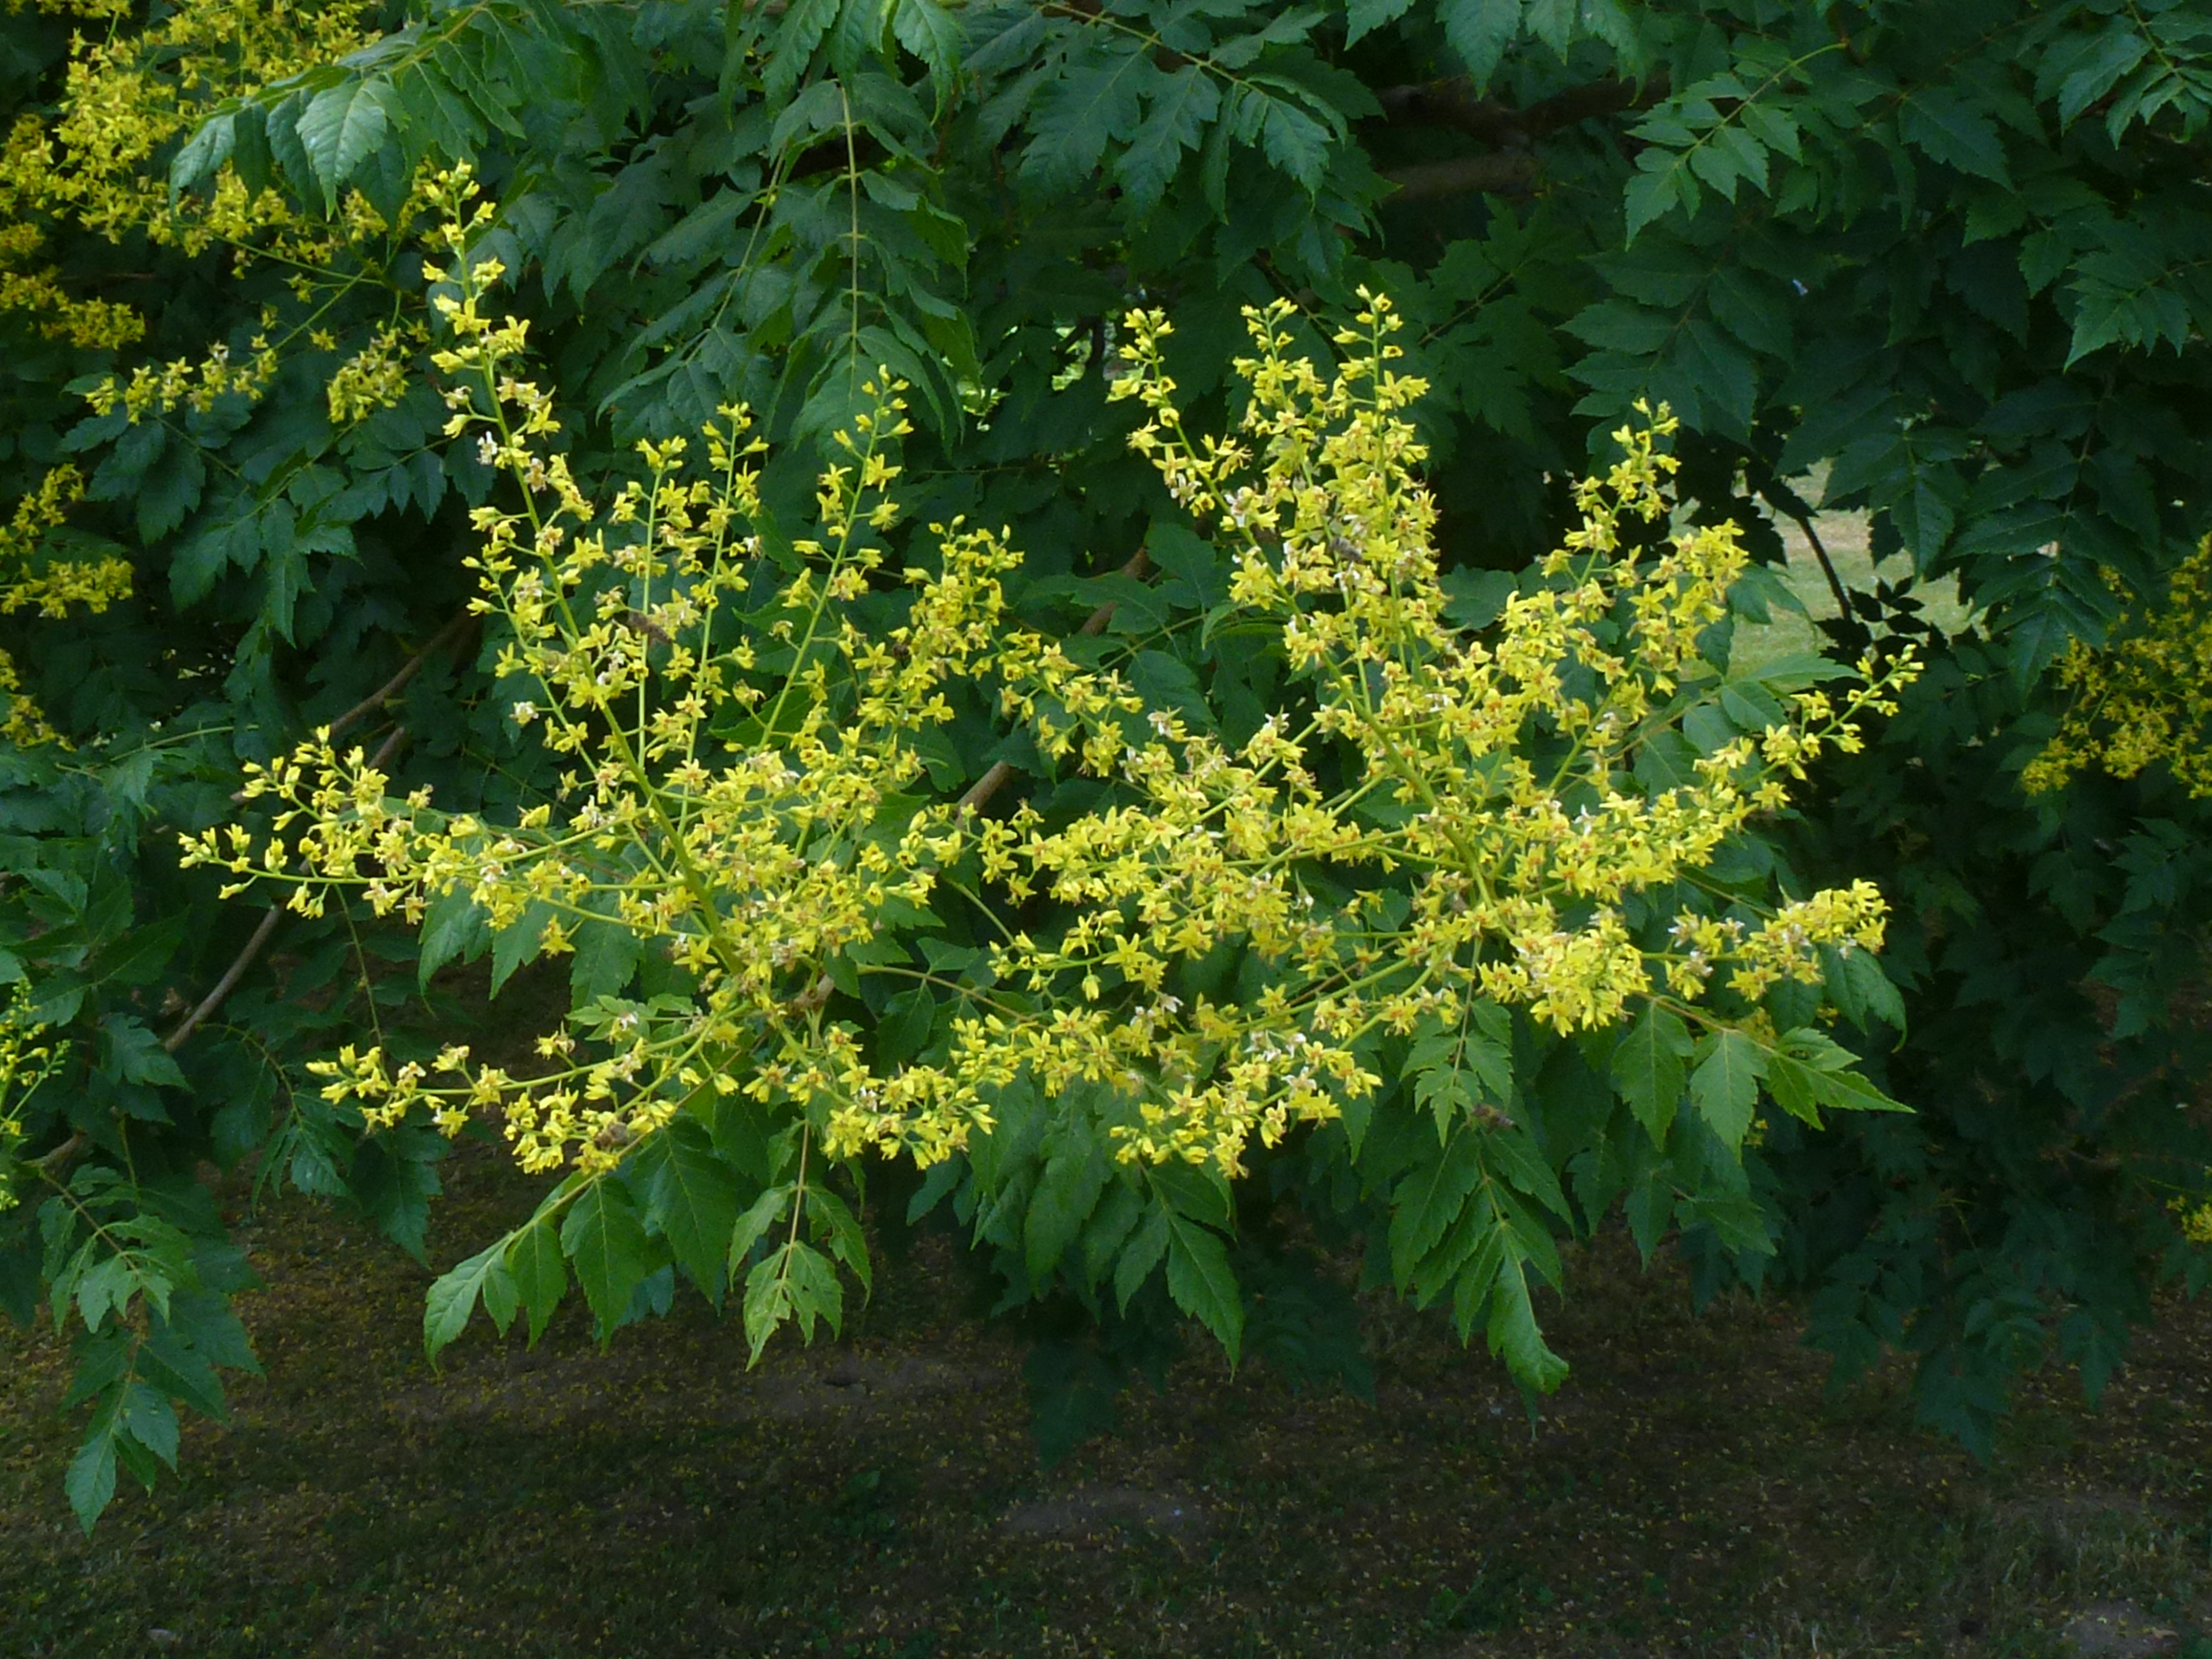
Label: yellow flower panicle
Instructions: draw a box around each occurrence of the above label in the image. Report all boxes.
[188,176,1008,1176]
[0,0,451,753]
[980,295,1916,1169]
[0,983,68,1211]
[2026,534,2212,800]
[189,235,1916,1198]
[0,463,131,746]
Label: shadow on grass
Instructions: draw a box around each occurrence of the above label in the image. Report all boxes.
[4,1137,2208,1658]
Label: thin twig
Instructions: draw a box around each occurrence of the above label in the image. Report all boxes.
[326,611,480,743]
[957,761,1014,815]
[164,907,283,1053]
[230,615,478,802]
[33,1130,85,1175]
[1374,75,1668,203]
[365,723,408,773]
[1779,503,1854,621]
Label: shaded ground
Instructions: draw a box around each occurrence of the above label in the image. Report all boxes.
[4,1134,2208,1659]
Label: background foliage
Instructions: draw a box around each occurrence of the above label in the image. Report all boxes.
[1,0,2209,1529]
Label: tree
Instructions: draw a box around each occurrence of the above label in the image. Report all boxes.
[0,0,2206,1527]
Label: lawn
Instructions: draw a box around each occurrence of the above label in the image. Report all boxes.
[4,1126,2207,1658]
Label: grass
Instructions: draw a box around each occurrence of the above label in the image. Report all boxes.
[4,1132,2209,1658]
[1729,500,1973,680]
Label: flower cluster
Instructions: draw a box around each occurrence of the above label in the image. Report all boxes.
[971,297,1913,1167]
[325,321,429,425]
[83,337,280,423]
[188,183,1010,1174]
[0,462,134,746]
[0,984,68,1211]
[2025,534,2212,800]
[192,247,1914,1199]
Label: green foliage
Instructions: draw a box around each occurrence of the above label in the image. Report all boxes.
[0,0,2208,1525]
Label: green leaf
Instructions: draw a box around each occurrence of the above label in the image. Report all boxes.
[66,1416,117,1534]
[804,1184,870,1294]
[1022,52,1147,196]
[1482,1126,1572,1225]
[1163,1212,1243,1361]
[728,1184,791,1278]
[169,112,234,195]
[1076,1181,1144,1289]
[646,1122,741,1294]
[1116,66,1218,212]
[1146,521,1228,608]
[97,1014,187,1090]
[1388,1128,1485,1284]
[418,888,490,987]
[1147,1159,1233,1230]
[490,900,557,995]
[762,0,841,105]
[741,1250,791,1360]
[119,1382,179,1470]
[1805,1063,1909,1115]
[1610,1004,1691,1146]
[1025,1125,1110,1281]
[888,0,962,88]
[570,917,643,1006]
[2053,27,2148,128]
[1439,0,1522,88]
[742,1239,842,1360]
[1450,1209,1568,1392]
[1439,567,1519,631]
[424,1236,517,1362]
[1690,1031,1767,1153]
[1256,96,1331,192]
[1113,1204,1170,1310]
[559,1180,652,1335]
[1763,1052,1823,1128]
[296,80,395,204]
[505,1219,567,1344]
[1899,89,2010,185]
[781,1238,844,1343]
[1345,0,1416,47]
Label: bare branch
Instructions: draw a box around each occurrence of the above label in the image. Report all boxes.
[164,907,283,1053]
[1375,75,1668,203]
[1375,74,1665,144]
[327,611,480,744]
[34,1130,85,1175]
[1383,154,1542,203]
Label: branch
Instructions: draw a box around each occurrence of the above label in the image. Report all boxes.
[326,611,480,744]
[1375,73,1665,144]
[231,615,478,802]
[1382,154,1542,203]
[1374,74,1668,203]
[365,722,409,773]
[31,907,284,1176]
[163,907,283,1053]
[1767,495,1855,622]
[957,548,1154,820]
